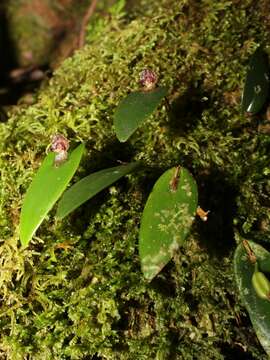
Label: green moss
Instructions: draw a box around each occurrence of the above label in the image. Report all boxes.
[0,0,270,358]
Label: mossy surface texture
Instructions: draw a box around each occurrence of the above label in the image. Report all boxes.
[0,0,270,358]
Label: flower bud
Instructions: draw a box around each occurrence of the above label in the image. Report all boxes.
[140,69,158,91]
[50,134,69,166]
[252,269,270,301]
[50,134,69,153]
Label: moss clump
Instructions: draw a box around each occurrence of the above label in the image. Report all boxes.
[0,0,270,358]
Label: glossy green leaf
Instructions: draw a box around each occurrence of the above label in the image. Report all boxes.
[139,167,198,281]
[234,240,270,355]
[241,47,270,114]
[114,87,168,142]
[19,144,85,247]
[56,162,138,219]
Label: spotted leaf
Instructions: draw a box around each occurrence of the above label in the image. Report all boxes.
[139,167,198,281]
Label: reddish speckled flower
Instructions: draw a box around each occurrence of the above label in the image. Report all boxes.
[50,134,69,166]
[139,69,158,91]
[51,134,69,153]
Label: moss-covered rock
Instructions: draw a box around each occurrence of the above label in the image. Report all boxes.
[0,0,270,358]
[6,0,89,67]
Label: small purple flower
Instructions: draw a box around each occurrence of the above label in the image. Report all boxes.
[51,134,69,153]
[50,134,69,166]
[139,69,158,91]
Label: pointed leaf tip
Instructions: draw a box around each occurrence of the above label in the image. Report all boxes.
[56,162,139,219]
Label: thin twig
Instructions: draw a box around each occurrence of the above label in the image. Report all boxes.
[242,240,257,264]
[169,166,180,192]
[78,0,98,48]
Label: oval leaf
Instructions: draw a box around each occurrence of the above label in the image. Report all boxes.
[139,167,198,281]
[241,47,270,114]
[114,87,168,142]
[234,240,270,355]
[19,144,85,247]
[56,162,139,219]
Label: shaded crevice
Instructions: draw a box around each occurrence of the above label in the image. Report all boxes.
[0,2,18,105]
[0,2,50,106]
[196,168,238,258]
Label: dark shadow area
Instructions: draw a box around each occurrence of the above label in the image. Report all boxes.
[131,164,166,202]
[0,3,50,106]
[249,227,270,249]
[82,355,102,360]
[149,266,177,298]
[115,299,146,332]
[196,168,238,258]
[220,343,261,360]
[0,2,18,104]
[80,138,136,173]
[167,330,186,360]
[167,84,210,136]
[58,139,140,237]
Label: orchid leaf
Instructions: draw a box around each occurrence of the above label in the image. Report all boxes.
[114,87,168,142]
[19,144,85,247]
[56,162,138,219]
[139,167,198,281]
[241,47,270,114]
[234,240,270,356]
